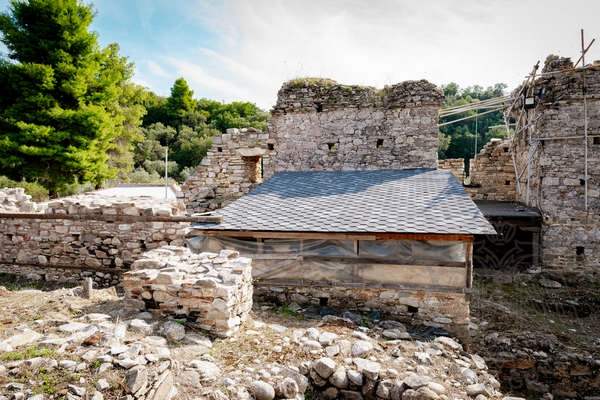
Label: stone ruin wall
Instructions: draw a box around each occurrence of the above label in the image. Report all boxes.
[511,56,600,271]
[465,138,517,202]
[437,158,465,181]
[0,190,189,286]
[179,128,272,213]
[267,79,443,176]
[180,79,444,213]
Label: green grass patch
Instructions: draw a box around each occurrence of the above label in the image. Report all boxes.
[0,346,57,362]
[276,305,303,320]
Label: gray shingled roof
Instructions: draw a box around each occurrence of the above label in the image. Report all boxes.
[196,169,496,235]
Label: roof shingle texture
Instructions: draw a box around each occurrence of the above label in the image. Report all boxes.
[197,169,496,235]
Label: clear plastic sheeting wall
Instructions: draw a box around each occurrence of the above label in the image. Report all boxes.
[188,236,467,288]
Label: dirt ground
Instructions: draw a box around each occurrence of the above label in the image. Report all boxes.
[469,269,600,398]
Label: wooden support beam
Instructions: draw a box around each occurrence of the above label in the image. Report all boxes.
[194,229,473,242]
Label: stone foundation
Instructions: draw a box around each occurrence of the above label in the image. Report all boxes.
[254,284,469,337]
[122,246,253,337]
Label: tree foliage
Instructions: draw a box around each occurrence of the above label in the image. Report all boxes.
[0,0,143,193]
[438,83,509,165]
[133,77,268,181]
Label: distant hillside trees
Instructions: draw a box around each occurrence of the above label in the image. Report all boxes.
[438,83,508,164]
[133,78,269,182]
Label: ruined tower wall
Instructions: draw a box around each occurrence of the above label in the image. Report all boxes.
[266,79,443,176]
[180,128,272,213]
[513,57,600,271]
[466,138,517,202]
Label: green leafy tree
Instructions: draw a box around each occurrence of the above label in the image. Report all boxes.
[0,0,140,193]
[439,82,508,166]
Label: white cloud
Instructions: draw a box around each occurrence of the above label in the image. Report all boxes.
[140,0,600,109]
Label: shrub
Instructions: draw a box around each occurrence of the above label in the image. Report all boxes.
[0,176,49,201]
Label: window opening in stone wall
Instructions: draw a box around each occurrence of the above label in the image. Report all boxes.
[505,180,511,185]
[503,147,509,152]
[243,155,262,184]
[217,147,223,153]
[315,102,323,112]
[407,305,419,314]
[377,139,384,148]
[327,142,337,152]
[594,137,600,145]
[268,143,274,150]
[580,178,586,186]
[576,246,585,260]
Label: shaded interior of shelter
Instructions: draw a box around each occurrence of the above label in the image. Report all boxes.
[473,200,542,271]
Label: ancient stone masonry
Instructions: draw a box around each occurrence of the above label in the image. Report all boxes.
[0,191,189,286]
[511,56,600,271]
[180,127,271,213]
[466,138,517,202]
[122,246,253,337]
[437,158,465,181]
[268,79,444,175]
[254,285,470,339]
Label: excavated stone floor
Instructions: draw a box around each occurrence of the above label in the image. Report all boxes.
[0,279,523,400]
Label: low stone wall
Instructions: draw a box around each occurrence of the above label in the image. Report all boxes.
[0,191,189,286]
[254,284,470,338]
[466,138,516,202]
[122,246,253,337]
[437,158,465,181]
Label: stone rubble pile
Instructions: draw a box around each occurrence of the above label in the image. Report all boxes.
[0,188,42,213]
[0,283,524,400]
[198,318,516,400]
[122,246,253,337]
[0,308,182,400]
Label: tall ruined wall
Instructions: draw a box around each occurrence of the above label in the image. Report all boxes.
[466,138,516,201]
[0,191,189,285]
[180,128,271,213]
[266,79,443,175]
[512,56,600,271]
[437,158,465,181]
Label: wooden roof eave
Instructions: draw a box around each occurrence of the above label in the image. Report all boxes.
[189,229,474,242]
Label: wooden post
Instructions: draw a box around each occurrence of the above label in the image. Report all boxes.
[465,241,473,289]
[82,277,93,299]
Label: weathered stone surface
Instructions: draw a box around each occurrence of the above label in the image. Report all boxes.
[251,380,275,400]
[123,246,253,337]
[0,191,188,286]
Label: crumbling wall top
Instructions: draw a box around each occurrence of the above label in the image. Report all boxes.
[273,78,443,113]
[522,54,600,104]
[44,192,186,217]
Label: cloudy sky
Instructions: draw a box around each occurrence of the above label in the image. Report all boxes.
[2,0,600,109]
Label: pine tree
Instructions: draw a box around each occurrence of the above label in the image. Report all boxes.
[0,0,140,193]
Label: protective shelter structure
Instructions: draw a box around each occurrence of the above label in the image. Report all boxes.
[190,168,495,333]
